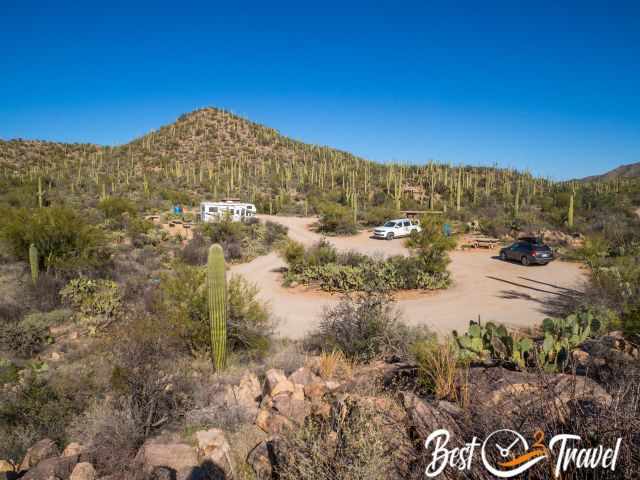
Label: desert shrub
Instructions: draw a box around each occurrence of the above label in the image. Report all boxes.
[405,215,456,274]
[180,232,212,265]
[0,372,77,462]
[362,205,401,226]
[281,240,450,292]
[281,239,306,273]
[60,277,123,325]
[200,218,287,262]
[306,293,431,361]
[107,315,191,441]
[264,220,288,246]
[29,272,66,311]
[277,398,403,479]
[158,263,274,359]
[0,206,109,272]
[317,202,357,235]
[97,196,137,221]
[68,399,141,477]
[0,313,54,357]
[227,275,274,358]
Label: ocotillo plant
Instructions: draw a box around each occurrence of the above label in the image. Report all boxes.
[29,243,39,285]
[207,244,227,371]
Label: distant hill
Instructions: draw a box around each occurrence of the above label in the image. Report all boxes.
[582,162,640,182]
[0,107,563,214]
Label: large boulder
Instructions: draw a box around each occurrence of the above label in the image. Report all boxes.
[401,392,463,441]
[194,428,233,478]
[288,367,321,386]
[135,440,198,475]
[263,369,287,396]
[20,439,60,471]
[20,455,79,480]
[223,372,261,415]
[69,462,96,480]
[465,366,611,423]
[62,444,85,458]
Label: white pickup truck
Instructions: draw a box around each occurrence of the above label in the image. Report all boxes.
[373,218,422,240]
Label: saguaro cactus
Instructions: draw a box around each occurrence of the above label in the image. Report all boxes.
[29,243,39,285]
[207,244,227,371]
[568,192,574,228]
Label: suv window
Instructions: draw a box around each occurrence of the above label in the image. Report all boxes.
[403,221,411,227]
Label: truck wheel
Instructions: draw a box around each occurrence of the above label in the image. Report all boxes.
[386,232,394,241]
[521,256,530,266]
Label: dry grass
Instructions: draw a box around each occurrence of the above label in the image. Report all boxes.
[315,350,353,380]
[412,339,467,404]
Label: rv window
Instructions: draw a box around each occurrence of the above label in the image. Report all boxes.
[208,207,218,213]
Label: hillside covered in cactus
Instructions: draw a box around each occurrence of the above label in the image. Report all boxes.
[1,107,639,237]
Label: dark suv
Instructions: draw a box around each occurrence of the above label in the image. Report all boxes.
[499,240,554,266]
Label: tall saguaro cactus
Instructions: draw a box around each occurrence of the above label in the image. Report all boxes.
[29,243,39,285]
[568,192,574,228]
[207,244,227,371]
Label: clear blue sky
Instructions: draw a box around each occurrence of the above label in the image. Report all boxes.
[1,1,639,179]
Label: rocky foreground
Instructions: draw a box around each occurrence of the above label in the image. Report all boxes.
[2,332,637,480]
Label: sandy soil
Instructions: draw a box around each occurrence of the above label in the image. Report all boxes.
[230,215,587,339]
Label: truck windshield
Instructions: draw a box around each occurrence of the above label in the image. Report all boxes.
[384,221,396,227]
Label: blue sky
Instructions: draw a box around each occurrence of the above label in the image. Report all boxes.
[1,1,639,179]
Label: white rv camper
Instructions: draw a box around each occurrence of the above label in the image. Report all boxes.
[200,200,257,223]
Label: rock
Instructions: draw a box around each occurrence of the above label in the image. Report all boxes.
[264,369,287,395]
[402,392,463,441]
[69,463,96,480]
[288,367,321,386]
[270,379,295,398]
[194,429,233,478]
[303,382,327,400]
[272,393,308,424]
[62,444,84,458]
[292,384,305,402]
[20,439,60,471]
[135,441,198,474]
[255,408,293,434]
[223,372,261,415]
[247,439,281,480]
[20,455,78,480]
[150,467,175,480]
[325,381,341,391]
[465,366,612,422]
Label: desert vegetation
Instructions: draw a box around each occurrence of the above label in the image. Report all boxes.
[0,108,638,478]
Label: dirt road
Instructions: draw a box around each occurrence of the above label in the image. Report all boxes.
[231,216,587,339]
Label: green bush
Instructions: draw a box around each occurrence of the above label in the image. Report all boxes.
[60,278,122,324]
[159,263,273,359]
[281,240,450,292]
[0,206,109,272]
[0,313,56,357]
[200,218,288,262]
[0,373,77,462]
[405,216,456,274]
[362,205,401,227]
[317,202,357,235]
[97,197,137,220]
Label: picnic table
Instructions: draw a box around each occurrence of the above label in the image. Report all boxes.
[461,234,501,249]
